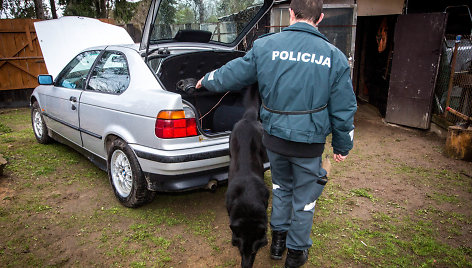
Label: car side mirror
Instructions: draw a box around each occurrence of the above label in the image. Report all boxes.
[38,75,53,85]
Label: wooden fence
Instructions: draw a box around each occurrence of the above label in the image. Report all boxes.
[0,19,47,91]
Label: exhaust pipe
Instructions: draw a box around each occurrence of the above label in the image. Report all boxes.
[207,180,217,191]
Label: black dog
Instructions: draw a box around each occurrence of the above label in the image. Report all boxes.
[226,85,269,268]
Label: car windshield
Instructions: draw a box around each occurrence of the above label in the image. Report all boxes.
[151,0,264,44]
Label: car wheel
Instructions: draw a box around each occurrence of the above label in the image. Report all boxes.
[31,101,51,144]
[107,139,156,208]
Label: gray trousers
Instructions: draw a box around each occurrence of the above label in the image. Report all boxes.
[267,149,327,250]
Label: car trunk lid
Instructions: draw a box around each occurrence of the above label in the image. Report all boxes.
[140,0,274,52]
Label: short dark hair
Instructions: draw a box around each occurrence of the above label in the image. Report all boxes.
[290,0,323,23]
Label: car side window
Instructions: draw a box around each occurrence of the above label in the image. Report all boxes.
[55,50,101,89]
[87,51,130,94]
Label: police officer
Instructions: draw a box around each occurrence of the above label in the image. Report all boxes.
[196,0,357,267]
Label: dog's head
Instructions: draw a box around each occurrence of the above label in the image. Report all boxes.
[230,218,268,268]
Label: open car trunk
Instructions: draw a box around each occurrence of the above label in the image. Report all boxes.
[152,50,247,135]
[140,0,273,135]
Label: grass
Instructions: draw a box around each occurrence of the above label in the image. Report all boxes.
[0,108,471,267]
[0,122,12,134]
[309,213,472,267]
[350,188,375,201]
[307,151,472,267]
[427,192,460,204]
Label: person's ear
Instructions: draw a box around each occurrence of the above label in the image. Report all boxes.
[315,13,324,26]
[289,8,297,25]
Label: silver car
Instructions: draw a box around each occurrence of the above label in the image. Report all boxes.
[30,0,272,207]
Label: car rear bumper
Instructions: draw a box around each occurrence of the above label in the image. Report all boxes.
[130,143,230,175]
[143,167,228,192]
[130,143,270,192]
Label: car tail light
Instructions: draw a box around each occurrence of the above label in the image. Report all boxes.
[155,109,198,139]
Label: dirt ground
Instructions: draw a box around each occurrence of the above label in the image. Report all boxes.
[0,103,471,267]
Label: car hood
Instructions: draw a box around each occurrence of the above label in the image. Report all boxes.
[34,17,134,78]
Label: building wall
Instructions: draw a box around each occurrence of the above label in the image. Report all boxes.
[357,0,404,16]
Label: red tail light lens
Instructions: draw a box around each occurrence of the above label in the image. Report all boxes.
[155,110,198,139]
[186,118,197,136]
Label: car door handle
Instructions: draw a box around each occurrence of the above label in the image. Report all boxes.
[70,96,77,110]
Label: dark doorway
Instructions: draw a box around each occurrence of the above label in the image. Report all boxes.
[354,15,397,116]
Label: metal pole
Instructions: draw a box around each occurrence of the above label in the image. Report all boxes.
[444,35,461,117]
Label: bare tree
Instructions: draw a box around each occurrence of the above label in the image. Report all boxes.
[33,0,45,19]
[94,0,99,16]
[50,0,57,18]
[99,0,106,18]
[193,0,204,23]
[93,0,107,18]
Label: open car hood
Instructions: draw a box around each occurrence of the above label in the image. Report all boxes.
[34,17,134,78]
[140,0,273,51]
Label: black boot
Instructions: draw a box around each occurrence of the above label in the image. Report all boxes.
[284,248,308,268]
[270,230,287,260]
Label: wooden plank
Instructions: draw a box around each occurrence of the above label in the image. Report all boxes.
[18,22,33,88]
[3,21,18,89]
[25,24,34,52]
[0,35,38,69]
[0,19,40,32]
[0,30,37,33]
[12,26,26,89]
[0,63,6,89]
[0,56,43,60]
[0,63,14,90]
[0,20,12,56]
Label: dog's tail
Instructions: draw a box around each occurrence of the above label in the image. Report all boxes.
[243,84,260,121]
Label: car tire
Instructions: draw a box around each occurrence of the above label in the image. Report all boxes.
[31,101,51,144]
[107,139,156,208]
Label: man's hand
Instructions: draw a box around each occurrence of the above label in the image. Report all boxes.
[333,154,347,162]
[196,77,204,89]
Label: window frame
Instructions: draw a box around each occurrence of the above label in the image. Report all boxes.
[85,50,131,95]
[54,50,103,90]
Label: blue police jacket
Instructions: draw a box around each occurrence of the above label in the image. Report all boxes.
[202,22,357,155]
